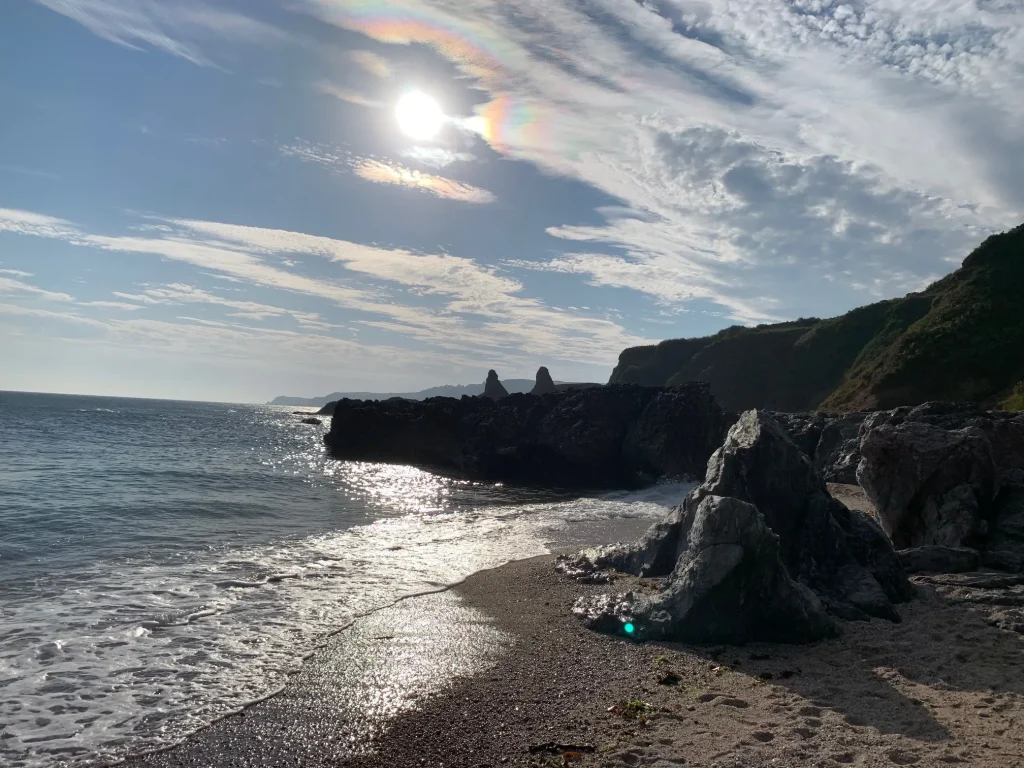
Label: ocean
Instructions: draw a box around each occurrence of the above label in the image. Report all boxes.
[0,391,687,767]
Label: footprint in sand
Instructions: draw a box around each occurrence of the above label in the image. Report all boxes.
[885,748,921,765]
[752,731,775,742]
[714,697,749,709]
[830,751,857,764]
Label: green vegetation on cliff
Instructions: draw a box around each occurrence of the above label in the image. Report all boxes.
[610,224,1024,412]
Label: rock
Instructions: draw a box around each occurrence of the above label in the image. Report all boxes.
[572,495,838,643]
[981,550,1024,573]
[324,383,731,488]
[857,422,995,549]
[815,415,867,483]
[482,369,509,400]
[851,404,1024,572]
[562,410,910,643]
[992,486,1024,544]
[531,366,556,395]
[897,546,980,574]
[317,401,338,416]
[300,417,323,425]
[768,411,869,484]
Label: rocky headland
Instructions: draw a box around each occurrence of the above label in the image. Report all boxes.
[324,380,733,488]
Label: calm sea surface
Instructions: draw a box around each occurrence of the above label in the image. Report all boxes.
[0,391,685,767]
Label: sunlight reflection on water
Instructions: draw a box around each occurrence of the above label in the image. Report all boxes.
[0,396,688,768]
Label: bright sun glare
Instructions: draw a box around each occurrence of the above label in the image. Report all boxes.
[395,91,444,141]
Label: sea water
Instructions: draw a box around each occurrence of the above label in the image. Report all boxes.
[0,391,687,767]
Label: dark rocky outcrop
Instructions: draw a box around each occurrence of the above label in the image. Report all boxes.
[560,410,911,643]
[897,546,980,574]
[317,401,338,416]
[324,383,732,488]
[483,370,509,401]
[609,223,1024,412]
[531,366,556,395]
[300,417,323,425]
[857,404,1024,571]
[769,411,868,483]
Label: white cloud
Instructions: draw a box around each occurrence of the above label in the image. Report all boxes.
[400,146,474,168]
[279,141,494,203]
[0,207,648,368]
[81,300,146,310]
[33,0,289,67]
[0,276,74,302]
[314,80,383,108]
[113,283,335,326]
[348,49,391,78]
[0,269,33,277]
[302,0,1023,324]
[352,159,495,204]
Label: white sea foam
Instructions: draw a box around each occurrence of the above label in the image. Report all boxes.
[0,478,688,767]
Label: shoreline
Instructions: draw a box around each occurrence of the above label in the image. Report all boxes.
[116,516,656,768]
[126,551,1024,768]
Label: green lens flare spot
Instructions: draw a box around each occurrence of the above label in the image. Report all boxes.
[624,622,635,634]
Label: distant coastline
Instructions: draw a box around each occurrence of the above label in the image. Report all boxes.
[269,379,537,407]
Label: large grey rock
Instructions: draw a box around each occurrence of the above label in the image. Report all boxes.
[815,415,867,483]
[561,410,911,643]
[897,546,980,574]
[857,422,995,549]
[531,366,556,395]
[573,496,838,643]
[768,411,868,484]
[482,370,509,401]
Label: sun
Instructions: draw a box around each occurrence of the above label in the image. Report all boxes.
[395,91,444,141]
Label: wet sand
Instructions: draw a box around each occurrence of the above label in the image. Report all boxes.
[128,561,1024,768]
[127,505,1024,768]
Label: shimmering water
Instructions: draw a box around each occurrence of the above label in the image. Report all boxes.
[0,391,687,767]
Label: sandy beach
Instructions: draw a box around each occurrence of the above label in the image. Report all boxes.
[128,541,1024,768]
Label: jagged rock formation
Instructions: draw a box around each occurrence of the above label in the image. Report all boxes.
[324,383,733,488]
[610,223,1024,412]
[483,370,509,401]
[768,411,868,483]
[560,411,911,643]
[857,403,1024,571]
[531,366,556,395]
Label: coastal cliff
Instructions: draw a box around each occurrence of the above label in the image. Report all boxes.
[323,383,732,487]
[610,223,1024,412]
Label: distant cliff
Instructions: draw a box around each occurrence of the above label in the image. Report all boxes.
[610,223,1024,412]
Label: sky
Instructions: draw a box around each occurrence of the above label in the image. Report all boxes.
[1,0,1022,403]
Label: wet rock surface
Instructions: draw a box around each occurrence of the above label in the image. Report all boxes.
[324,383,732,488]
[562,411,911,643]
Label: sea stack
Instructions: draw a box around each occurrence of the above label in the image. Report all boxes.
[531,366,556,395]
[483,370,509,400]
